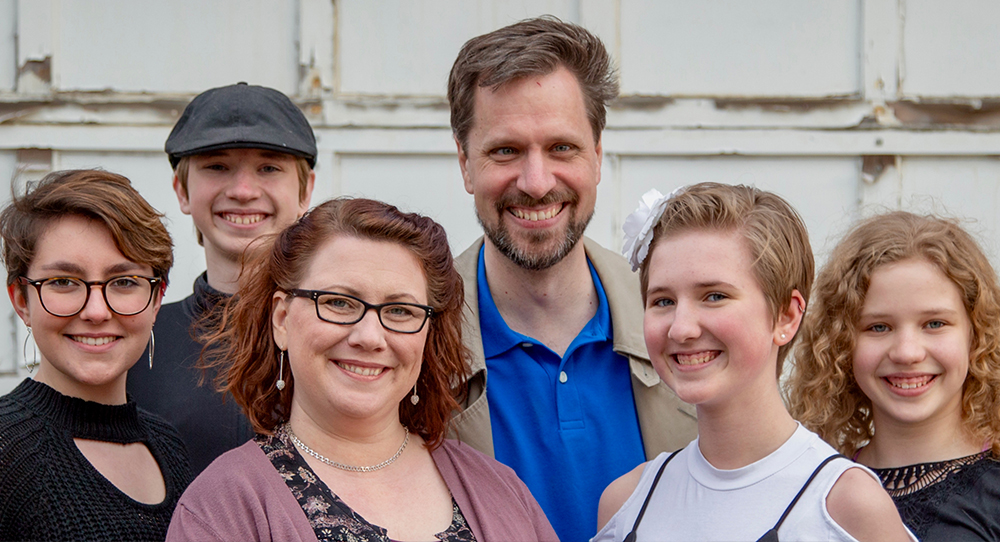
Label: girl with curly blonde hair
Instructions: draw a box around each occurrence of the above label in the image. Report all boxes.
[787,210,1000,540]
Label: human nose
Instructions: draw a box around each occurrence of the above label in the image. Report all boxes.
[226,168,262,202]
[78,284,113,322]
[666,301,700,343]
[888,327,926,365]
[516,151,556,200]
[346,308,387,350]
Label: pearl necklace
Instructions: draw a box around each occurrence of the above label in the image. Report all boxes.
[285,424,409,473]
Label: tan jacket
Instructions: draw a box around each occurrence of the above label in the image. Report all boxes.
[448,237,697,459]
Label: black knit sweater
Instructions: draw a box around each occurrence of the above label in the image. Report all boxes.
[0,378,191,541]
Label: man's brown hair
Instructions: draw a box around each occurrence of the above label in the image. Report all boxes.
[448,16,618,151]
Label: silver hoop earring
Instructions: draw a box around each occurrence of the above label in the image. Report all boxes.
[276,350,287,391]
[148,329,155,370]
[410,383,419,405]
[23,327,37,373]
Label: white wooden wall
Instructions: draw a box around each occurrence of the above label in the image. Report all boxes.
[1,0,999,391]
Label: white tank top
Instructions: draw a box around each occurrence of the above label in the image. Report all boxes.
[593,424,881,542]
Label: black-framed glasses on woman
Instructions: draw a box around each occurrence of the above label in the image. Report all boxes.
[19,275,163,317]
[287,289,434,334]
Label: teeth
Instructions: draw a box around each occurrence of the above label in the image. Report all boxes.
[886,375,934,389]
[674,351,717,366]
[71,336,116,346]
[511,206,560,221]
[222,213,265,225]
[337,362,385,377]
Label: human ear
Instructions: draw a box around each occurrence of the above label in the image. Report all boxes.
[271,291,290,350]
[173,173,191,215]
[8,283,31,325]
[456,137,473,194]
[775,289,806,346]
[298,169,316,217]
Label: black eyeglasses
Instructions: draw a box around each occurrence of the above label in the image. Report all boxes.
[19,275,162,317]
[287,289,434,334]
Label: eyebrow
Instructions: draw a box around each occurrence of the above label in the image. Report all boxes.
[860,307,963,320]
[318,287,424,304]
[693,280,737,290]
[35,261,147,277]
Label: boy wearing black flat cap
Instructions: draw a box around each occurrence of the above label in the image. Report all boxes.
[128,83,315,475]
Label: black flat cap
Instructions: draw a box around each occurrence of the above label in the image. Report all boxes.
[165,82,317,168]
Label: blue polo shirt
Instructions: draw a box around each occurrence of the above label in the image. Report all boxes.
[477,247,645,542]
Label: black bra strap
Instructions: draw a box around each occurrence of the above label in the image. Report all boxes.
[761,453,848,539]
[623,449,681,542]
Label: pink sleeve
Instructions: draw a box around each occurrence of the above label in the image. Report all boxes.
[166,503,231,542]
[434,440,559,542]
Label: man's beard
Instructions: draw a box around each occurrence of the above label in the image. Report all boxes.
[477,191,593,271]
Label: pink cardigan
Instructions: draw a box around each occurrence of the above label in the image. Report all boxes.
[166,438,558,542]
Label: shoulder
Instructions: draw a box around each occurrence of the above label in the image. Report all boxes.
[167,441,296,542]
[583,237,635,276]
[174,441,278,515]
[139,408,184,442]
[597,460,648,531]
[435,439,512,478]
[826,466,912,541]
[454,238,483,277]
[0,393,47,459]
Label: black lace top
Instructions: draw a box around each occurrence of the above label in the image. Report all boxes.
[257,426,476,542]
[872,452,1000,541]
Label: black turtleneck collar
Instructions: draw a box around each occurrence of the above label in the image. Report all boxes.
[11,378,145,444]
[185,271,231,320]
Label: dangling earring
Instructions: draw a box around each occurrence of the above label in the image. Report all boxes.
[23,327,37,373]
[410,383,419,405]
[148,329,155,370]
[276,350,287,391]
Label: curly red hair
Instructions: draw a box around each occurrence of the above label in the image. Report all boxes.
[202,197,469,449]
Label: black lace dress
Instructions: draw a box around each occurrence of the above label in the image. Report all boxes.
[258,426,477,542]
[872,452,1000,541]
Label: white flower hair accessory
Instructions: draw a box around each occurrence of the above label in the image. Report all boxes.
[622,186,687,272]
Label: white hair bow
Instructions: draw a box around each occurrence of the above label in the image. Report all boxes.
[622,186,686,272]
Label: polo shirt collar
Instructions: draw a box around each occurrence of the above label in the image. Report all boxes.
[476,245,612,359]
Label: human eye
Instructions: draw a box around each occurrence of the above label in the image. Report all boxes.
[705,292,728,302]
[865,323,890,333]
[926,320,946,330]
[489,147,519,159]
[382,304,421,322]
[649,297,675,309]
[108,276,142,290]
[319,294,358,313]
[259,164,281,174]
[44,277,82,291]
[552,143,574,153]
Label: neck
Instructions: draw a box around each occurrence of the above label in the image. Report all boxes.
[695,377,797,470]
[203,249,241,294]
[483,240,596,357]
[33,362,128,405]
[859,412,981,467]
[288,404,411,467]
